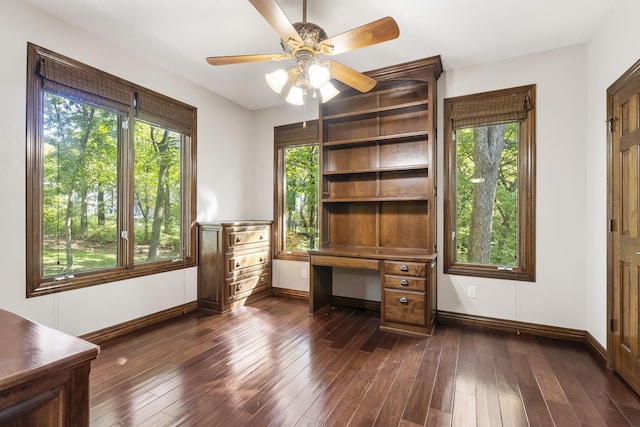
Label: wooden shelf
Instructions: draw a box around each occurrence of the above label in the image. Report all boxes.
[323,164,428,175]
[323,131,429,148]
[322,100,429,121]
[322,196,429,203]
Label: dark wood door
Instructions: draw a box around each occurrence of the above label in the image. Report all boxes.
[610,62,640,394]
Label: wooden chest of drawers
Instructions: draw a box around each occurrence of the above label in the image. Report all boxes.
[381,259,437,335]
[198,221,272,313]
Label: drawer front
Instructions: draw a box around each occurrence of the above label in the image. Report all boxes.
[384,290,426,327]
[228,227,269,248]
[383,261,427,277]
[227,250,270,273]
[384,274,426,292]
[228,271,271,299]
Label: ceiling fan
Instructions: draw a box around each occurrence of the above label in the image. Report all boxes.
[206,0,400,105]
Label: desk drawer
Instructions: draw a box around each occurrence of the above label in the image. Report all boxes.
[383,289,426,327]
[384,274,426,291]
[383,261,427,277]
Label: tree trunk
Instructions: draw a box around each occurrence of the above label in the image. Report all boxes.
[62,106,96,271]
[147,129,171,261]
[97,189,105,225]
[468,125,505,264]
[80,185,88,238]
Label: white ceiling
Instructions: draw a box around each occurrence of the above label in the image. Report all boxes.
[21,0,615,111]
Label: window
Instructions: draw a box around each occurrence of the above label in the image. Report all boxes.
[273,121,319,260]
[26,43,197,296]
[443,85,535,281]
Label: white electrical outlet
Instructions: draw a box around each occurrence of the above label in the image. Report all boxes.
[467,285,477,298]
[301,268,308,279]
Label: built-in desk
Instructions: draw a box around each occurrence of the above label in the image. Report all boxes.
[309,248,437,335]
[0,309,100,426]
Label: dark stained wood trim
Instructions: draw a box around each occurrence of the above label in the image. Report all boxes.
[80,301,197,345]
[443,84,536,282]
[272,287,309,300]
[365,56,443,82]
[437,310,585,341]
[586,331,607,361]
[437,311,608,362]
[272,121,319,261]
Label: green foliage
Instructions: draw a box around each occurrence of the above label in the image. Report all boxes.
[455,123,519,266]
[284,144,319,251]
[133,121,182,262]
[41,93,183,276]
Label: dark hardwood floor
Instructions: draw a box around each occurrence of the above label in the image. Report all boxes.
[89,296,640,426]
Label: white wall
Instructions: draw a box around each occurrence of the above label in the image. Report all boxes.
[585,0,640,346]
[438,45,588,331]
[0,1,254,336]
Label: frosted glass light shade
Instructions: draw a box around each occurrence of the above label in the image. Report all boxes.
[285,86,305,105]
[265,69,288,93]
[319,82,340,103]
[309,64,331,89]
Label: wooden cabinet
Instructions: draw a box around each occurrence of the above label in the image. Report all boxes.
[197,221,272,313]
[310,56,441,335]
[0,309,99,426]
[382,259,437,335]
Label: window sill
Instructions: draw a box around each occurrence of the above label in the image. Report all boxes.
[445,264,535,282]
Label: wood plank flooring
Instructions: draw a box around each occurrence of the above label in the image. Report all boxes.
[89,296,640,426]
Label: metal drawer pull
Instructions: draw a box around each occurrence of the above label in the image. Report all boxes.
[259,257,264,262]
[236,236,242,242]
[235,262,241,268]
[399,297,409,304]
[259,234,264,240]
[236,284,242,291]
[260,277,266,282]
[399,279,409,286]
[400,265,409,272]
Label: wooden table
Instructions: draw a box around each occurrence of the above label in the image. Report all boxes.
[0,309,99,426]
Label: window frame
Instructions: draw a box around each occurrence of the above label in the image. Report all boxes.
[273,120,319,261]
[26,43,197,297]
[443,84,536,281]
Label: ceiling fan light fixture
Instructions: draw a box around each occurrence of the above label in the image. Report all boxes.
[309,63,331,89]
[265,69,289,93]
[285,85,305,105]
[319,81,339,103]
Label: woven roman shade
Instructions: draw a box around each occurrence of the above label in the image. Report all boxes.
[38,56,130,111]
[450,93,531,129]
[136,90,195,136]
[38,53,196,135]
[275,121,319,147]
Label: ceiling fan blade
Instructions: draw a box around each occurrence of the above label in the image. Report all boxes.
[319,17,399,56]
[249,0,303,47]
[206,53,289,66]
[328,60,377,93]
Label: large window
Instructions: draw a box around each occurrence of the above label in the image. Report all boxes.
[26,43,197,296]
[444,85,535,281]
[273,121,319,260]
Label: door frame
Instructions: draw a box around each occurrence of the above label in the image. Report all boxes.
[607,57,640,369]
